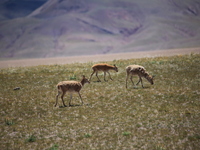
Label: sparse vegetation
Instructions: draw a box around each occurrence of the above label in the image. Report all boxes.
[122,131,131,136]
[84,133,92,138]
[5,118,14,126]
[0,54,199,149]
[48,144,59,150]
[25,134,36,143]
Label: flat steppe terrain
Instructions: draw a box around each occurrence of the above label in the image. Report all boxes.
[0,51,199,150]
[0,47,199,68]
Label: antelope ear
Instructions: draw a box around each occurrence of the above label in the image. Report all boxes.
[82,75,85,78]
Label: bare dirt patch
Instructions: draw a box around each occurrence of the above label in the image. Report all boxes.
[0,47,199,68]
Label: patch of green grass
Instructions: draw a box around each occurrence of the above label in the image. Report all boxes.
[84,133,92,138]
[25,134,37,143]
[188,134,200,141]
[0,54,199,149]
[5,118,14,126]
[48,144,59,150]
[122,131,131,136]
[69,74,77,80]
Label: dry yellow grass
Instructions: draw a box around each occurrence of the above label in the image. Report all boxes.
[0,54,199,149]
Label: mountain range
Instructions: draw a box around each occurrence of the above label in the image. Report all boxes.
[0,0,200,59]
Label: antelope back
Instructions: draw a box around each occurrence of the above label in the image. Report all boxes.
[57,81,82,92]
[128,65,145,76]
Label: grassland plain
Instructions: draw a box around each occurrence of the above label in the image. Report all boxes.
[0,54,200,150]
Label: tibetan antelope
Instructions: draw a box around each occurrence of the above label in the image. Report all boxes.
[89,63,118,82]
[126,65,154,88]
[55,75,90,107]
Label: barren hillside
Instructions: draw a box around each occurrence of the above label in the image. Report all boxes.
[0,0,200,59]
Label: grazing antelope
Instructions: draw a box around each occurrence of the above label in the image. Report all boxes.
[126,65,154,88]
[89,63,118,82]
[55,75,90,107]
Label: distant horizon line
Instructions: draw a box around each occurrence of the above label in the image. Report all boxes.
[0,47,199,69]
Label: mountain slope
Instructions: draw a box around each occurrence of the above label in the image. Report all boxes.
[0,0,200,59]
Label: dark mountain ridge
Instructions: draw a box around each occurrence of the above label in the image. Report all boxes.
[0,0,47,20]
